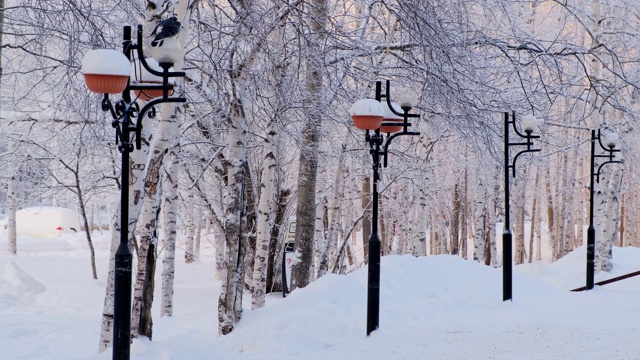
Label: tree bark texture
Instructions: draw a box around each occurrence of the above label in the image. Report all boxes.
[160,144,179,317]
[251,119,276,310]
[290,0,327,291]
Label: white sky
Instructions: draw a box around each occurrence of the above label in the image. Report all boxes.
[1,222,639,359]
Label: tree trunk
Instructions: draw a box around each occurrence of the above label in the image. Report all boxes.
[7,175,16,255]
[160,143,179,317]
[545,166,555,262]
[489,169,498,267]
[460,168,468,259]
[266,187,290,293]
[514,171,526,265]
[473,173,486,263]
[529,169,540,263]
[290,0,327,291]
[318,138,347,277]
[218,79,248,334]
[194,203,202,259]
[243,161,257,290]
[75,169,98,279]
[184,194,196,263]
[598,164,623,272]
[251,117,276,310]
[414,185,428,256]
[450,182,461,255]
[139,243,156,339]
[0,1,12,256]
[131,0,195,340]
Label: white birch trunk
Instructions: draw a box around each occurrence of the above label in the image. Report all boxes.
[514,172,526,265]
[184,194,196,263]
[473,173,486,263]
[251,119,276,310]
[460,168,468,259]
[131,0,197,336]
[214,221,225,281]
[598,164,623,271]
[218,70,248,334]
[593,171,607,272]
[98,210,121,352]
[7,174,16,255]
[99,0,196,348]
[161,143,179,317]
[317,138,347,278]
[312,195,325,280]
[576,157,586,247]
[489,170,498,267]
[414,185,428,257]
[405,193,418,256]
[131,101,179,338]
[218,119,246,335]
[562,147,578,256]
[194,203,202,260]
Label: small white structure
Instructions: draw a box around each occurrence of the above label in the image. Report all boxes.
[0,206,81,239]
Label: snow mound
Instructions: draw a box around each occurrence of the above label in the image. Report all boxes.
[0,261,46,309]
[82,49,131,76]
[349,98,383,116]
[222,255,549,357]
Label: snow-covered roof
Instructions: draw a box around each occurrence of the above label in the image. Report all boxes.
[81,49,131,76]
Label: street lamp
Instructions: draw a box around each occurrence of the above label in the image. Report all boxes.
[503,111,540,302]
[586,129,621,290]
[350,80,420,335]
[82,25,186,360]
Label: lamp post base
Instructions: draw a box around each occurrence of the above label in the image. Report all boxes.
[113,243,132,360]
[586,225,595,290]
[366,233,381,336]
[502,231,512,301]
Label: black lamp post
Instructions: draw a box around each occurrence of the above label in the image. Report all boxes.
[503,111,540,301]
[83,25,186,360]
[586,129,621,290]
[350,80,420,336]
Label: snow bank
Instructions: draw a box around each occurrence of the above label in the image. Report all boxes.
[0,262,45,309]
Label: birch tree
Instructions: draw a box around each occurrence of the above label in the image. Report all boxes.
[160,142,179,317]
[250,93,279,309]
[290,0,328,291]
[473,171,486,263]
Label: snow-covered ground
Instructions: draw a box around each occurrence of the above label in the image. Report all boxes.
[1,231,639,360]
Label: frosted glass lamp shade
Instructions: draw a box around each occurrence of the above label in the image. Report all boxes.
[520,114,538,133]
[396,87,419,108]
[604,132,619,149]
